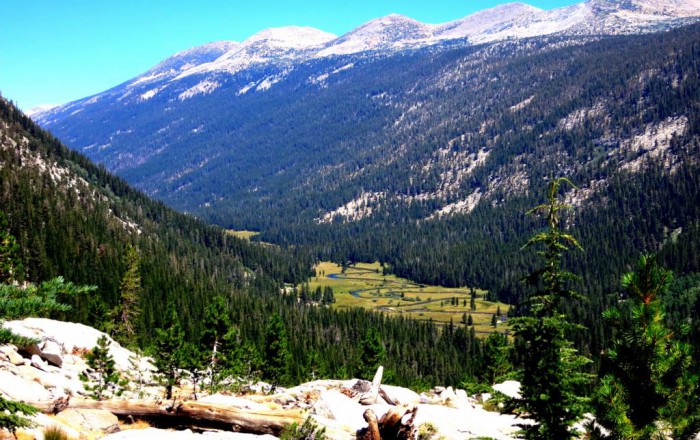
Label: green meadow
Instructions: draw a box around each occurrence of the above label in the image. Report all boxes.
[308,261,510,335]
[226,230,261,240]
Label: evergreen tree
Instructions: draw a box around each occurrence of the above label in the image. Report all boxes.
[480,333,512,385]
[109,244,141,346]
[201,296,240,392]
[509,178,592,439]
[81,335,123,400]
[0,212,23,284]
[591,255,700,439]
[359,327,386,380]
[262,313,291,389]
[153,303,186,400]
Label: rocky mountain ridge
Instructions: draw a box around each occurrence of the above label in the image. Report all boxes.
[34,0,700,122]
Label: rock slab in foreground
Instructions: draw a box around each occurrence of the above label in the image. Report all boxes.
[56,408,121,435]
[103,427,278,440]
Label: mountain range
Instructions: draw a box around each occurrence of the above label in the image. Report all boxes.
[32,0,700,301]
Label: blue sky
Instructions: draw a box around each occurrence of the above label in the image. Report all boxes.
[1,0,579,110]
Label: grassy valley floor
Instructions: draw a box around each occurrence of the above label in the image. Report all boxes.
[308,261,510,335]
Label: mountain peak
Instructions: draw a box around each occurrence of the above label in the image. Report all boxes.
[585,0,700,17]
[437,2,544,39]
[243,26,337,49]
[137,40,241,83]
[316,13,435,57]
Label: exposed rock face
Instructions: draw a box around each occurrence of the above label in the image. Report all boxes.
[0,345,24,365]
[56,408,120,435]
[493,380,522,399]
[378,384,420,406]
[5,318,156,372]
[0,318,159,402]
[311,390,368,432]
[0,369,52,401]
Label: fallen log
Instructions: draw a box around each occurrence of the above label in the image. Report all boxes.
[27,398,307,436]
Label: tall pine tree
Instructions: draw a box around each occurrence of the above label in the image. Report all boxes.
[509,178,592,439]
[153,303,186,400]
[263,313,291,389]
[109,244,141,346]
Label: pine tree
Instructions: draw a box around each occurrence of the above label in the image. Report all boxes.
[481,333,512,385]
[81,335,123,400]
[262,313,291,389]
[359,327,386,380]
[153,303,186,400]
[109,245,141,345]
[0,212,23,284]
[201,296,240,392]
[509,178,592,439]
[591,255,700,439]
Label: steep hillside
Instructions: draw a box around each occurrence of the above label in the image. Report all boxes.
[0,96,312,340]
[35,16,700,303]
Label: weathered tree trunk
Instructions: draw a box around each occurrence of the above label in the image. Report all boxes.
[359,406,418,440]
[28,398,307,436]
[363,409,381,440]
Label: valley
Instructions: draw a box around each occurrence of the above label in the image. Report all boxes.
[308,261,509,333]
[3,0,700,438]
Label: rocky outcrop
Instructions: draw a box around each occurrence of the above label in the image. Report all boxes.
[2,318,531,440]
[102,428,278,439]
[0,318,160,403]
[4,318,156,373]
[56,408,120,435]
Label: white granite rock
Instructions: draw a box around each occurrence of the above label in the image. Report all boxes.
[18,413,82,440]
[492,380,522,399]
[0,344,25,365]
[56,408,120,434]
[102,428,278,440]
[380,384,421,406]
[0,369,52,401]
[311,390,367,432]
[31,354,51,372]
[40,339,64,367]
[5,318,156,374]
[413,403,525,440]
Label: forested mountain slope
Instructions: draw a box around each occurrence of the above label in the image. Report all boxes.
[36,21,700,307]
[1,97,495,388]
[0,97,313,340]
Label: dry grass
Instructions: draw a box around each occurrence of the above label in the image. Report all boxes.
[119,419,152,431]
